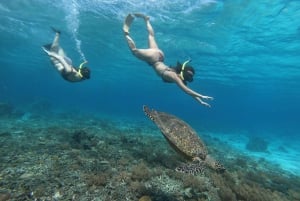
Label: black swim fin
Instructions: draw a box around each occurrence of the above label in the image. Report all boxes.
[42,43,52,51]
[51,27,61,34]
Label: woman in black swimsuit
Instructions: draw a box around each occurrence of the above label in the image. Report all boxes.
[123,13,213,107]
[42,28,90,82]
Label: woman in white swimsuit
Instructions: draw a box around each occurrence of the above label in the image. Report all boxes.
[123,13,213,107]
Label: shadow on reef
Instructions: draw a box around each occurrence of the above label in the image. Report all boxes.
[0,113,299,201]
[246,136,269,152]
[0,102,24,119]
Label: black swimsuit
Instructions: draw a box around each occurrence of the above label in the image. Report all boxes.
[161,68,174,83]
[61,69,78,82]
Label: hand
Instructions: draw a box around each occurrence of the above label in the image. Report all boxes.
[201,95,214,100]
[42,46,50,54]
[202,102,211,108]
[195,97,211,108]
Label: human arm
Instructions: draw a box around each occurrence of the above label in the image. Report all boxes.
[172,73,213,107]
[42,46,73,72]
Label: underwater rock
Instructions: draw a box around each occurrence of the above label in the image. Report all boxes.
[139,195,152,201]
[71,130,94,150]
[183,187,193,198]
[246,137,268,152]
[0,132,11,138]
[0,192,11,201]
[19,173,34,179]
[52,191,62,200]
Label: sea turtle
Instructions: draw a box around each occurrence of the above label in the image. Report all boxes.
[143,105,225,174]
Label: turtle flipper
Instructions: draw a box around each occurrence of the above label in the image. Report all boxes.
[143,105,155,121]
[204,155,225,173]
[175,162,205,175]
[51,27,61,34]
[214,161,226,173]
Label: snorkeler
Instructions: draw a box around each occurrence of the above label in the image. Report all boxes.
[42,28,90,82]
[123,14,213,107]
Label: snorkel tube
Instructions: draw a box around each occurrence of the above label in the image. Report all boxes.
[180,59,191,80]
[78,61,88,78]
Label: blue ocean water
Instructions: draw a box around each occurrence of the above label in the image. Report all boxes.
[0,0,299,171]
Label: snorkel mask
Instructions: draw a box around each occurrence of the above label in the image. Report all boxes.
[179,59,194,82]
[78,61,90,79]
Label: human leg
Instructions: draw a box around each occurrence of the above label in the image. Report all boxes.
[50,32,60,53]
[123,14,134,34]
[146,19,159,49]
[135,14,158,49]
[125,35,137,52]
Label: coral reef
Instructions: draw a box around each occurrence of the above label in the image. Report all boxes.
[0,111,299,201]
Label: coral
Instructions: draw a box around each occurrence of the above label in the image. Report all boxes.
[210,172,236,201]
[139,195,152,201]
[0,193,11,201]
[218,186,237,201]
[131,162,152,181]
[233,183,289,201]
[117,157,131,166]
[117,170,130,181]
[129,181,148,196]
[70,130,96,150]
[246,137,268,152]
[85,172,109,187]
[145,174,183,195]
[288,189,300,200]
[233,157,248,169]
[181,174,208,193]
[0,113,298,201]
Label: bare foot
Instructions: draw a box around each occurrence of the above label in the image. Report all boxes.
[123,14,134,34]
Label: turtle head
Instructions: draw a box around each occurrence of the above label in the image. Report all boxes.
[214,161,226,173]
[204,155,226,173]
[143,105,155,121]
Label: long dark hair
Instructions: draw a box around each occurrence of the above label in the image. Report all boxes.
[172,61,195,85]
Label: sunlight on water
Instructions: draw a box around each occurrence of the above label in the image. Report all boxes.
[74,0,218,20]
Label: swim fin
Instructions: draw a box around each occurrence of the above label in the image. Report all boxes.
[42,43,52,51]
[51,27,61,34]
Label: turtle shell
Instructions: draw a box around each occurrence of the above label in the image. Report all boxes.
[143,105,208,161]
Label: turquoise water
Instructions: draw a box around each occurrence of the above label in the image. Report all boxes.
[1,0,299,134]
[0,0,300,200]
